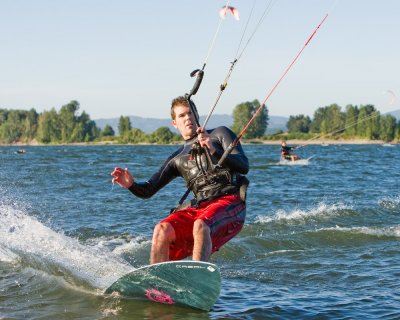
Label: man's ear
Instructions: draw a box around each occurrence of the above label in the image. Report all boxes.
[172,119,178,129]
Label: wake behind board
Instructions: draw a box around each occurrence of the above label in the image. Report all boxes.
[105,261,221,311]
[278,155,315,166]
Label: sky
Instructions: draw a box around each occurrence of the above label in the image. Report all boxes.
[1,0,399,121]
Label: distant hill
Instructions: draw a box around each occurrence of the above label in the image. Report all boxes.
[95,114,288,135]
[387,109,400,119]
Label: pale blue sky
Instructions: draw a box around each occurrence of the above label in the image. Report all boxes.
[1,0,399,121]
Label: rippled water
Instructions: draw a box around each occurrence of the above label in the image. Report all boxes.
[1,144,399,319]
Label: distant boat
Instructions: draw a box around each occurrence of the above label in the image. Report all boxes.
[16,149,27,154]
[382,143,395,147]
[321,142,329,147]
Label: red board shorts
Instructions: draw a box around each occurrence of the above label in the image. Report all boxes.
[161,193,246,260]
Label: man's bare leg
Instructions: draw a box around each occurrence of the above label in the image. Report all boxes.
[150,222,175,264]
[192,220,212,261]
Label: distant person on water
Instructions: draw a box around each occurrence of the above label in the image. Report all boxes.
[280,140,300,161]
[111,96,249,264]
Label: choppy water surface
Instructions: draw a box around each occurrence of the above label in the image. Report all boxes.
[1,144,399,319]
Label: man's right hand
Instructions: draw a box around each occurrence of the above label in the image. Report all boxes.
[111,167,134,188]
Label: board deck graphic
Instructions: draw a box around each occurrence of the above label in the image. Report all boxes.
[105,260,221,311]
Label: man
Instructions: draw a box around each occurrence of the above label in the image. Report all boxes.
[280,140,300,161]
[111,96,249,264]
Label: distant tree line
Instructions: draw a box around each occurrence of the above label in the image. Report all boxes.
[0,101,99,144]
[283,104,400,142]
[0,100,184,144]
[116,115,182,144]
[0,99,269,144]
[0,100,398,144]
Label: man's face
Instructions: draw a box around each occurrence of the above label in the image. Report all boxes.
[172,104,197,139]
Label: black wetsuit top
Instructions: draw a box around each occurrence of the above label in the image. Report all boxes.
[128,126,249,202]
[281,145,295,158]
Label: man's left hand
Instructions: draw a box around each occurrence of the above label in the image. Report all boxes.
[197,127,215,154]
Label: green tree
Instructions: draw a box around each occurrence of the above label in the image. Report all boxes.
[395,121,400,142]
[356,105,380,139]
[328,104,345,135]
[379,114,396,142]
[59,100,79,142]
[287,114,311,133]
[344,104,359,137]
[0,109,7,126]
[36,108,61,143]
[310,104,345,136]
[151,127,175,144]
[118,116,132,136]
[0,122,20,143]
[35,103,99,143]
[310,106,326,133]
[127,128,146,143]
[75,111,99,142]
[71,122,85,142]
[0,109,38,143]
[102,124,115,137]
[231,100,268,139]
[23,108,39,141]
[0,110,22,143]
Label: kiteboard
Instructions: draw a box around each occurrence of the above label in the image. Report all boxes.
[105,260,221,311]
[279,155,315,165]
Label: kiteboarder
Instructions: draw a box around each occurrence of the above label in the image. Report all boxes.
[281,140,300,161]
[111,96,249,264]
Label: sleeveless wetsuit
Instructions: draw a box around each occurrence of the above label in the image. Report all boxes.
[128,126,249,260]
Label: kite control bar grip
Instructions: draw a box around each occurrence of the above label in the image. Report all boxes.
[189,69,204,96]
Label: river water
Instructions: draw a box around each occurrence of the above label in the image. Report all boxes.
[1,144,399,319]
